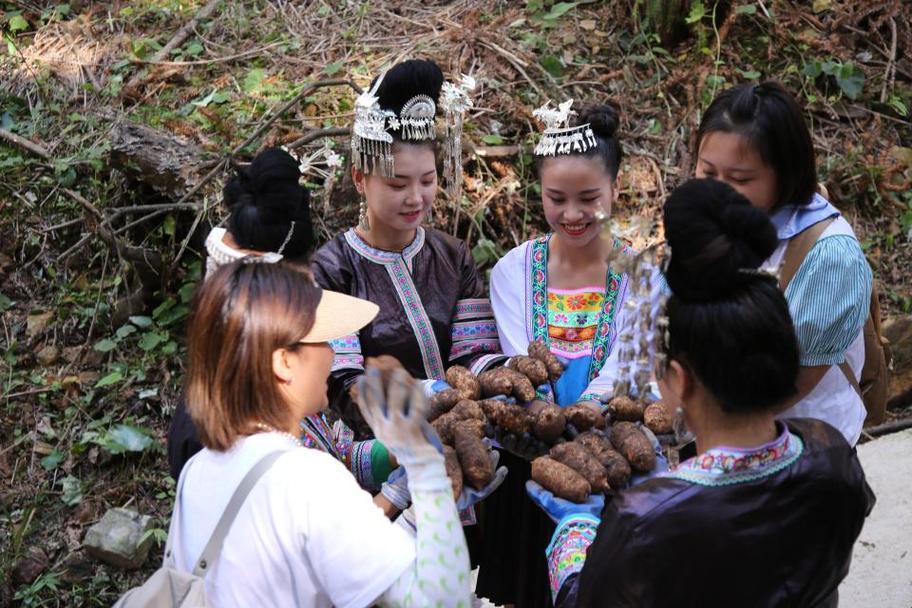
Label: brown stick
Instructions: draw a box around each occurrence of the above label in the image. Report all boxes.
[287,127,350,149]
[124,0,223,91]
[0,127,51,159]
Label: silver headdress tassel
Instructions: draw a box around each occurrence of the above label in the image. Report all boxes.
[440,74,475,203]
[351,69,439,178]
[532,99,597,157]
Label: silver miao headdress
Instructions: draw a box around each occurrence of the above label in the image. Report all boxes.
[351,70,438,178]
[440,74,476,202]
[532,99,597,157]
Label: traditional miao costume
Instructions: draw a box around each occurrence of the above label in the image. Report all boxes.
[475,100,660,608]
[548,419,873,606]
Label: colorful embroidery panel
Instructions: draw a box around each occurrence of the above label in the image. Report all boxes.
[546,514,599,602]
[329,333,364,372]
[529,235,628,380]
[663,424,804,487]
[547,288,604,358]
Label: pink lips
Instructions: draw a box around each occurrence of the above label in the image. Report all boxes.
[400,210,422,222]
[562,223,590,237]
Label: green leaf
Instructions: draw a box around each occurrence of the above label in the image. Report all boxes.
[0,293,12,312]
[735,4,757,15]
[93,338,118,353]
[242,68,265,94]
[152,298,175,321]
[8,15,29,32]
[481,134,504,145]
[539,55,563,78]
[323,61,343,76]
[183,41,204,57]
[542,2,577,20]
[155,304,188,326]
[471,238,500,267]
[835,63,864,100]
[102,424,154,454]
[60,475,83,506]
[94,371,123,388]
[139,331,166,351]
[41,449,66,471]
[115,324,137,339]
[178,281,197,304]
[129,315,153,328]
[887,96,908,117]
[738,68,762,80]
[163,214,176,237]
[685,0,706,24]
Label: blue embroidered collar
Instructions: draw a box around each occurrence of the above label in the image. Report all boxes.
[663,422,803,486]
[344,227,426,265]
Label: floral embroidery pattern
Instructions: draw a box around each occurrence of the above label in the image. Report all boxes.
[530,235,628,379]
[546,514,599,602]
[663,424,804,487]
[329,333,364,372]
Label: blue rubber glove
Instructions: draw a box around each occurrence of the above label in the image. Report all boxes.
[421,379,452,397]
[455,449,508,511]
[526,480,604,524]
[535,383,555,402]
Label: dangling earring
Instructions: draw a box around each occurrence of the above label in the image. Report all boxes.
[358,197,370,231]
[425,205,433,226]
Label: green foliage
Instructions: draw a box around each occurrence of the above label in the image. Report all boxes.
[802,59,866,100]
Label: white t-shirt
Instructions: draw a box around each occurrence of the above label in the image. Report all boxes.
[168,433,415,608]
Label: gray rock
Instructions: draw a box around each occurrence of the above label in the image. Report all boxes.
[36,345,59,367]
[83,508,154,570]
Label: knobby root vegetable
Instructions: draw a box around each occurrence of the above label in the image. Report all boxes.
[446,365,481,401]
[454,423,494,490]
[575,431,631,489]
[550,441,609,492]
[644,402,674,435]
[478,367,513,397]
[610,422,657,473]
[608,396,645,422]
[502,367,536,402]
[532,402,567,443]
[508,355,549,386]
[528,341,564,382]
[428,388,462,422]
[531,456,591,503]
[444,445,463,500]
[480,399,532,435]
[564,403,606,431]
[450,399,486,421]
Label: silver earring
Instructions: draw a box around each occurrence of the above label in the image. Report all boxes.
[358,197,370,231]
[425,205,433,225]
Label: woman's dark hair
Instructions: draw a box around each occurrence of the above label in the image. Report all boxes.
[537,103,624,180]
[186,260,321,451]
[696,81,818,208]
[223,147,313,259]
[662,178,799,413]
[372,58,443,147]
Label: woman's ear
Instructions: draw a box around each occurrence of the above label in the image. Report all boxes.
[662,359,693,405]
[352,165,366,195]
[272,348,294,385]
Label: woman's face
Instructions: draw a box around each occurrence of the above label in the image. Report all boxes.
[539,155,618,248]
[695,131,778,212]
[282,342,334,418]
[356,144,437,233]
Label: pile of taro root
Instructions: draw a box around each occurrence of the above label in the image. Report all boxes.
[425,341,675,502]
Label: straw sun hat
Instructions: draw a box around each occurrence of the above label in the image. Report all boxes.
[300,289,379,343]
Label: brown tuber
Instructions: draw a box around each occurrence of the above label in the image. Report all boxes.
[478,367,513,397]
[531,456,591,503]
[481,399,532,435]
[644,402,674,435]
[575,431,631,489]
[550,442,610,492]
[428,388,462,422]
[528,341,564,382]
[446,365,481,401]
[610,422,657,473]
[608,396,645,422]
[444,445,463,500]
[564,403,606,431]
[532,402,567,443]
[508,355,549,386]
[454,423,494,490]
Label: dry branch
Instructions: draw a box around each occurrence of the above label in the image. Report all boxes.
[0,127,51,159]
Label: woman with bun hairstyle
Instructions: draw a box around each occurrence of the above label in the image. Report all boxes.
[530,178,873,607]
[480,102,662,608]
[312,59,505,439]
[168,148,397,496]
[695,81,873,445]
[163,260,471,607]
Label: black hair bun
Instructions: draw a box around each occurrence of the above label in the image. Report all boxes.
[663,178,778,301]
[373,59,444,113]
[575,104,620,140]
[222,148,313,257]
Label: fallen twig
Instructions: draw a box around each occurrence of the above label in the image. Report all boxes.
[287,127,350,149]
[0,127,51,159]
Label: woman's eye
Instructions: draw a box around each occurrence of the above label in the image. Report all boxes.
[581,197,599,204]
[388,183,406,190]
[731,177,751,185]
[421,180,435,187]
[550,198,566,204]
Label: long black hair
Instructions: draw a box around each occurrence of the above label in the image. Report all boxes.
[662,178,799,412]
[222,148,313,259]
